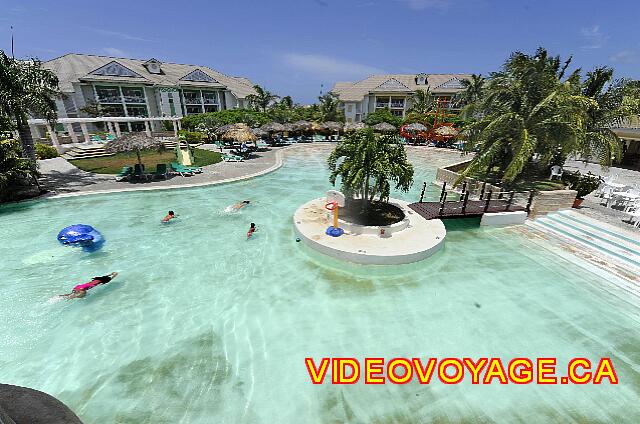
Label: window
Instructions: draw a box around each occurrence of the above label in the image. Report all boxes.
[186,105,203,115]
[391,109,404,117]
[168,95,176,116]
[96,86,121,103]
[375,97,390,109]
[101,104,125,116]
[202,91,218,104]
[183,90,201,105]
[121,87,145,104]
[346,104,353,113]
[390,97,405,109]
[204,105,219,113]
[126,105,148,117]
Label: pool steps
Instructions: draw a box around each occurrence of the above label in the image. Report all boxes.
[526,210,640,271]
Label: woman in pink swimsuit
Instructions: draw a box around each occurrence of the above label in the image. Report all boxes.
[59,272,118,299]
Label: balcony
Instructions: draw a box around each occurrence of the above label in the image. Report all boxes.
[97,96,121,104]
[184,97,201,105]
[375,102,390,108]
[390,102,405,109]
[123,96,146,104]
[203,97,218,105]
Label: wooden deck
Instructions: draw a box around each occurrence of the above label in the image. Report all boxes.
[408,199,526,220]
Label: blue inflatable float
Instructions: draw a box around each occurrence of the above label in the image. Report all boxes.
[57,224,104,252]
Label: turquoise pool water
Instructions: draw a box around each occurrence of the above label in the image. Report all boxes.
[1,149,639,423]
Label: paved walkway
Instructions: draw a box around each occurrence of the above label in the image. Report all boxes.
[564,159,640,232]
[38,145,285,198]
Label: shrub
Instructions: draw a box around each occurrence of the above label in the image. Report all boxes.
[562,171,601,199]
[179,131,205,143]
[363,108,403,128]
[35,143,59,159]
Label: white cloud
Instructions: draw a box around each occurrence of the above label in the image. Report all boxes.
[396,0,452,10]
[580,25,609,49]
[610,50,638,64]
[282,53,385,79]
[103,47,128,57]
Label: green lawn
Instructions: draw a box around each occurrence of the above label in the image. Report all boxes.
[70,149,222,174]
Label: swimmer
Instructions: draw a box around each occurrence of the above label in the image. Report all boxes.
[230,201,250,211]
[162,211,177,223]
[59,272,118,299]
[247,223,257,239]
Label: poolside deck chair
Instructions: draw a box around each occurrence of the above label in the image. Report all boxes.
[105,134,116,141]
[171,162,194,176]
[90,135,103,142]
[223,153,244,162]
[115,166,133,181]
[153,163,168,180]
[132,164,150,182]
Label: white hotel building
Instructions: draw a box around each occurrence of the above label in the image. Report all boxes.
[331,73,472,123]
[35,53,256,136]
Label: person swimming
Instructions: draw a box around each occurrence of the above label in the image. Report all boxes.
[162,211,176,223]
[226,201,250,213]
[247,222,257,239]
[59,272,118,299]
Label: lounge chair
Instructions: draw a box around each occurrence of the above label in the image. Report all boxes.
[90,135,103,142]
[115,166,133,181]
[171,162,194,176]
[132,164,150,182]
[223,153,244,162]
[153,163,168,180]
[105,134,116,141]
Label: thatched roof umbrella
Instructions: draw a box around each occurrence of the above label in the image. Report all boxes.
[344,122,366,132]
[222,123,257,144]
[260,122,286,133]
[372,122,396,132]
[321,121,343,132]
[282,123,296,133]
[293,120,312,132]
[215,123,243,136]
[311,122,323,132]
[251,128,268,139]
[434,125,459,137]
[105,133,164,166]
[405,123,428,133]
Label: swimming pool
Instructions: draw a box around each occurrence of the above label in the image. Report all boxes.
[1,146,639,423]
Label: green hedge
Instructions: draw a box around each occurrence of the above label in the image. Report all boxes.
[35,143,59,159]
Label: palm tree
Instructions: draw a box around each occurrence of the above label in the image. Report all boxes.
[318,93,344,122]
[460,48,595,183]
[245,85,279,112]
[0,50,61,161]
[457,74,484,105]
[407,89,435,114]
[327,128,413,211]
[579,67,640,165]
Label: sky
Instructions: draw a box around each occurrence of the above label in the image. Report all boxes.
[1,0,639,104]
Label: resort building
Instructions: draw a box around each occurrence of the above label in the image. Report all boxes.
[33,53,256,136]
[330,73,472,123]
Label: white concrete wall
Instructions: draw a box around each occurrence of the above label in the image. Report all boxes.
[481,211,528,226]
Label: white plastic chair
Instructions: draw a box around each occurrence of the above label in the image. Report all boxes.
[624,202,640,228]
[549,166,563,180]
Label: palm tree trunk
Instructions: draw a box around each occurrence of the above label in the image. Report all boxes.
[16,120,36,162]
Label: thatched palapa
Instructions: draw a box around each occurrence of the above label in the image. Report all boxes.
[105,133,164,165]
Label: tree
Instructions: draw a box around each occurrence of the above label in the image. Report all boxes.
[327,128,413,211]
[79,101,105,130]
[579,67,640,165]
[318,93,344,122]
[245,85,279,112]
[460,48,595,182]
[363,108,403,128]
[457,74,485,105]
[279,95,294,109]
[0,50,61,161]
[0,138,39,202]
[407,89,435,115]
